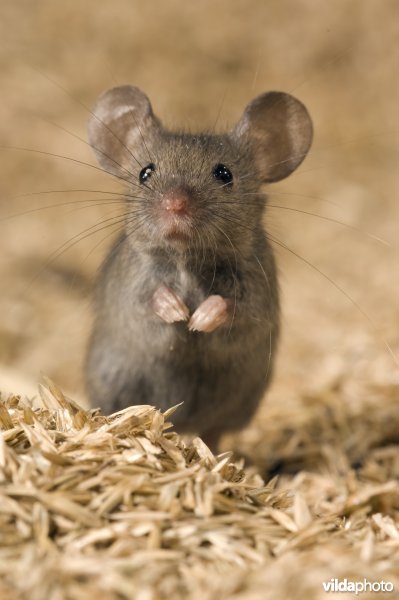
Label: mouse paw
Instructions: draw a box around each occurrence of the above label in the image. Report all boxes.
[188,295,229,333]
[151,285,190,323]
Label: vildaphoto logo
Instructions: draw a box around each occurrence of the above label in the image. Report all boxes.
[322,578,394,595]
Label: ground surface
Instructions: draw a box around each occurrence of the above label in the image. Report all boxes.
[0,2,398,598]
[1,384,398,600]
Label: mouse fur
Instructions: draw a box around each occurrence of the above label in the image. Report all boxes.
[85,86,312,449]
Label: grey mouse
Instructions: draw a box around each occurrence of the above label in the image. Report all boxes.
[85,85,312,450]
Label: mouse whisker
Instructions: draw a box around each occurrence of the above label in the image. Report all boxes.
[267,204,390,247]
[46,212,132,261]
[0,187,154,223]
[211,212,283,304]
[208,231,218,296]
[4,185,152,210]
[12,188,131,199]
[72,214,149,274]
[246,189,342,210]
[268,189,358,217]
[0,145,140,190]
[214,210,276,326]
[200,225,209,271]
[212,210,258,233]
[252,253,274,319]
[0,197,126,222]
[51,200,127,222]
[211,221,238,335]
[212,196,390,247]
[69,213,152,289]
[124,107,164,191]
[20,211,133,298]
[268,231,399,368]
[210,89,229,135]
[39,116,139,185]
[29,66,146,171]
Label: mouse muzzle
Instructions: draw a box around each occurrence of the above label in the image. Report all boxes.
[158,188,195,244]
[161,189,190,215]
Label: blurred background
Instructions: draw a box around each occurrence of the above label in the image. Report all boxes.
[0,0,398,459]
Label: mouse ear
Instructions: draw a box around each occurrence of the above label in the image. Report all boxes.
[232,92,313,183]
[88,85,160,179]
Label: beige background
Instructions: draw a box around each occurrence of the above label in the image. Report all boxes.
[0,1,398,453]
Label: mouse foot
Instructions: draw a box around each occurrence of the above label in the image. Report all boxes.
[151,285,190,323]
[188,295,229,333]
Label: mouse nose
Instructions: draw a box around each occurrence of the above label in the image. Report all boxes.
[161,190,190,215]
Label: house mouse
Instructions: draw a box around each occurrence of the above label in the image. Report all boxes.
[85,85,312,450]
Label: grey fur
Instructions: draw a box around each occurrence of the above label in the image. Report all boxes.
[86,86,312,449]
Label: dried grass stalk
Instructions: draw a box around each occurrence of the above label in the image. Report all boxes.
[0,377,398,599]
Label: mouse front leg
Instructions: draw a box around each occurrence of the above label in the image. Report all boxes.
[151,284,190,323]
[188,295,231,333]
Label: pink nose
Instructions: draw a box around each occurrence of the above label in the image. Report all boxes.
[161,190,190,214]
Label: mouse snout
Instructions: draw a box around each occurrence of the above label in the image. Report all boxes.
[160,190,190,215]
[157,188,196,244]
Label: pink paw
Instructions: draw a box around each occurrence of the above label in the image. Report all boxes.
[188,295,229,333]
[151,285,189,323]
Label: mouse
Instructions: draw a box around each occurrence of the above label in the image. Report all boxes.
[85,85,313,451]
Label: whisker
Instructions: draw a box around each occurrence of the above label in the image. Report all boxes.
[267,204,390,247]
[39,116,139,185]
[15,212,130,303]
[241,189,342,209]
[14,188,128,199]
[28,65,145,170]
[81,213,149,269]
[253,254,274,382]
[62,213,150,296]
[209,192,392,248]
[211,89,229,134]
[268,232,399,369]
[287,42,355,95]
[37,211,134,269]
[211,221,238,335]
[212,198,390,247]
[13,186,151,204]
[0,183,151,222]
[124,106,162,192]
[0,197,135,222]
[0,145,133,186]
[210,208,398,367]
[234,127,399,186]
[250,49,262,92]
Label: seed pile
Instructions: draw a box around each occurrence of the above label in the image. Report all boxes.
[0,376,398,599]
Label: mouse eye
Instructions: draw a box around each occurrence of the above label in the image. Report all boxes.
[139,163,155,184]
[213,163,233,186]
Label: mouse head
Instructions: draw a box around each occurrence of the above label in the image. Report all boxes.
[88,85,312,253]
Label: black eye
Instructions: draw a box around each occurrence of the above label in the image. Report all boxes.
[139,163,155,184]
[213,163,233,186]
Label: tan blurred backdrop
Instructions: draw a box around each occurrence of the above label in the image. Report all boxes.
[0,1,398,442]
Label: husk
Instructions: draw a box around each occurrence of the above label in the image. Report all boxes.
[0,375,398,600]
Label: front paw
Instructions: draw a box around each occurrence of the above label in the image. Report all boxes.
[151,285,190,323]
[188,295,230,333]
